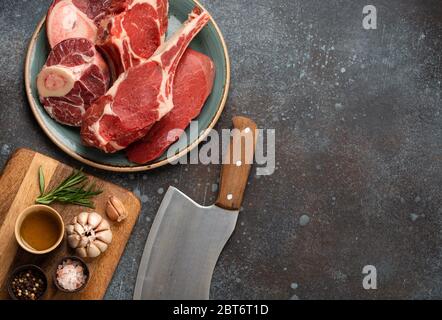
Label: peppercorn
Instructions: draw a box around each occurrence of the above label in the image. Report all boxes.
[10,269,46,300]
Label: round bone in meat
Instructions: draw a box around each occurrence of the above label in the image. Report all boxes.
[37,65,76,98]
[47,0,98,47]
[38,38,110,127]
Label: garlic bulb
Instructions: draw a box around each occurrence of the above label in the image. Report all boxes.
[66,212,112,258]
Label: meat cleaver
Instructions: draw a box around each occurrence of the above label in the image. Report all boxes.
[133,116,257,300]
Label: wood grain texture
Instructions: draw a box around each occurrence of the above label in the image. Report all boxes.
[0,149,141,300]
[215,117,257,210]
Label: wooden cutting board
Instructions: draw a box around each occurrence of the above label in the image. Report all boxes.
[0,148,141,300]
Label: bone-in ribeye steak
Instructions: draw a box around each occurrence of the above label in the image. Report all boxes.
[37,38,110,126]
[46,0,128,47]
[81,7,211,153]
[97,0,169,77]
[126,49,215,164]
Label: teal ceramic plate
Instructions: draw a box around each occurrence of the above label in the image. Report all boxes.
[25,0,230,172]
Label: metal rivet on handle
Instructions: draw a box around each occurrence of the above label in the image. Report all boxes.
[227,194,233,200]
[236,160,242,166]
[244,127,251,133]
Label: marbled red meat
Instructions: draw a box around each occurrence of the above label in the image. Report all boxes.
[46,0,128,47]
[97,0,169,78]
[126,49,215,164]
[37,38,110,126]
[81,7,210,153]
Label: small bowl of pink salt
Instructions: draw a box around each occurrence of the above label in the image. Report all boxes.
[54,257,89,293]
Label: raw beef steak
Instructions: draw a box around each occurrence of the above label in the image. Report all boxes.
[126,49,215,164]
[97,0,169,77]
[46,0,128,47]
[37,38,110,126]
[81,7,210,153]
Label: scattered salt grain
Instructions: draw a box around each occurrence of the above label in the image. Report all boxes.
[56,259,87,291]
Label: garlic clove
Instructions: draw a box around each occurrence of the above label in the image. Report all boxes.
[79,235,89,248]
[95,229,112,244]
[76,247,87,258]
[77,212,89,225]
[106,204,119,222]
[87,243,101,258]
[66,224,75,235]
[88,212,102,228]
[95,218,110,232]
[74,223,85,235]
[67,234,81,248]
[106,196,128,222]
[93,240,108,253]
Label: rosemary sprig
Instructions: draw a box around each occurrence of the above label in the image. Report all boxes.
[35,168,102,208]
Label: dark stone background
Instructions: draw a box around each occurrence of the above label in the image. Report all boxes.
[1,0,441,299]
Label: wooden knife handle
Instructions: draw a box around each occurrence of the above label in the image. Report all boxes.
[215,116,257,211]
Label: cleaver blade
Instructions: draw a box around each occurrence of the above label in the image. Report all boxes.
[133,186,239,300]
[134,116,257,300]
